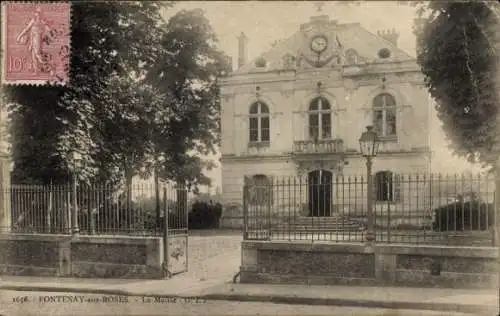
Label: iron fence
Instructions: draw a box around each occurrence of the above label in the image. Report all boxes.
[6,182,188,236]
[243,172,496,246]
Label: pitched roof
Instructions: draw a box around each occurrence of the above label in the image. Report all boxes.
[234,15,414,74]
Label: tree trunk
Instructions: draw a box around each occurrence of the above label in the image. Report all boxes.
[125,169,133,232]
[154,167,161,229]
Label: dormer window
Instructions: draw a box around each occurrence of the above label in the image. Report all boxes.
[345,49,359,65]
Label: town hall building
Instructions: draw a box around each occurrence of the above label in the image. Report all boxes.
[219,10,432,225]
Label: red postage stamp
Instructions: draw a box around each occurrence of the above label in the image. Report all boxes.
[1,2,71,85]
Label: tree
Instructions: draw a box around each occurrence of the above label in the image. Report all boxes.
[4,1,173,185]
[414,1,500,169]
[146,9,232,191]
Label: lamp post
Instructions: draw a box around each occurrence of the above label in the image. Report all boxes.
[72,152,81,235]
[359,125,380,244]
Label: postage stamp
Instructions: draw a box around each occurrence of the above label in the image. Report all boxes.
[1,2,71,85]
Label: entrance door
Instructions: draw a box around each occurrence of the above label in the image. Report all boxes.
[308,170,332,217]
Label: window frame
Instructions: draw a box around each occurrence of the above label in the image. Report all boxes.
[248,102,270,144]
[372,93,397,139]
[308,97,332,140]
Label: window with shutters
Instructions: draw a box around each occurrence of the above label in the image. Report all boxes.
[375,171,402,202]
[308,97,332,140]
[249,102,270,145]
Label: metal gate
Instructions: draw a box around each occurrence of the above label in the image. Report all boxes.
[162,184,189,278]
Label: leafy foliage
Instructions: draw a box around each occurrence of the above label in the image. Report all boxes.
[4,3,230,192]
[146,9,231,191]
[414,1,500,168]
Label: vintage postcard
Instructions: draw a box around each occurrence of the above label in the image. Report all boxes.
[0,1,499,315]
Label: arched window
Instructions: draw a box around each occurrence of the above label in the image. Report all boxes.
[308,97,331,140]
[373,93,397,137]
[345,49,359,65]
[375,171,402,202]
[250,174,272,205]
[249,102,270,143]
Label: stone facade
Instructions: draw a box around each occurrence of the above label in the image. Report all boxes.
[219,14,431,226]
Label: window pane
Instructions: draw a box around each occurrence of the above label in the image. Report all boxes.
[383,94,396,106]
[321,114,331,138]
[309,113,319,125]
[373,95,384,107]
[249,129,258,142]
[249,117,258,129]
[249,103,259,114]
[309,114,319,138]
[320,97,331,110]
[261,128,270,141]
[309,100,318,111]
[386,108,396,135]
[373,110,383,134]
[261,117,269,129]
[260,103,269,114]
[249,117,259,142]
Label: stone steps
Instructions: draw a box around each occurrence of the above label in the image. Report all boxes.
[275,215,364,232]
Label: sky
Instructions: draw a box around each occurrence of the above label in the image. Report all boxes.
[157,1,485,191]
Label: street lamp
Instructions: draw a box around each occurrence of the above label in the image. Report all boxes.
[359,125,380,244]
[71,151,82,235]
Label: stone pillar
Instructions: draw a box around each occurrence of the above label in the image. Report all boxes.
[0,153,11,234]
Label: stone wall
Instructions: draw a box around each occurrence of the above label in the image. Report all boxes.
[70,236,163,279]
[0,234,164,279]
[240,240,498,289]
[0,234,70,276]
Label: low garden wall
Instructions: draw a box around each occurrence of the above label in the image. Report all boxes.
[240,240,498,289]
[0,234,163,279]
[0,234,70,276]
[71,236,163,279]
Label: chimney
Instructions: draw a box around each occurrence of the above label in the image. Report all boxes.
[237,32,248,68]
[377,28,399,47]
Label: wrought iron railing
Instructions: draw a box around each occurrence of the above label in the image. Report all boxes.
[243,173,496,246]
[5,182,188,236]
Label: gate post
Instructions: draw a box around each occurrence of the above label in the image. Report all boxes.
[0,153,11,234]
[162,186,170,278]
[176,183,188,271]
[243,180,249,240]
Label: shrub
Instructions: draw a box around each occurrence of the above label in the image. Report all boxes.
[188,201,223,229]
[432,201,495,231]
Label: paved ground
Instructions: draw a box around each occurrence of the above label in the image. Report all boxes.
[1,231,497,315]
[0,290,476,316]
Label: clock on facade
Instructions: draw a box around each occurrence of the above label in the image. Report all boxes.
[310,36,328,54]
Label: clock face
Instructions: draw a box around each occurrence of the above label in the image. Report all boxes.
[311,36,328,54]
